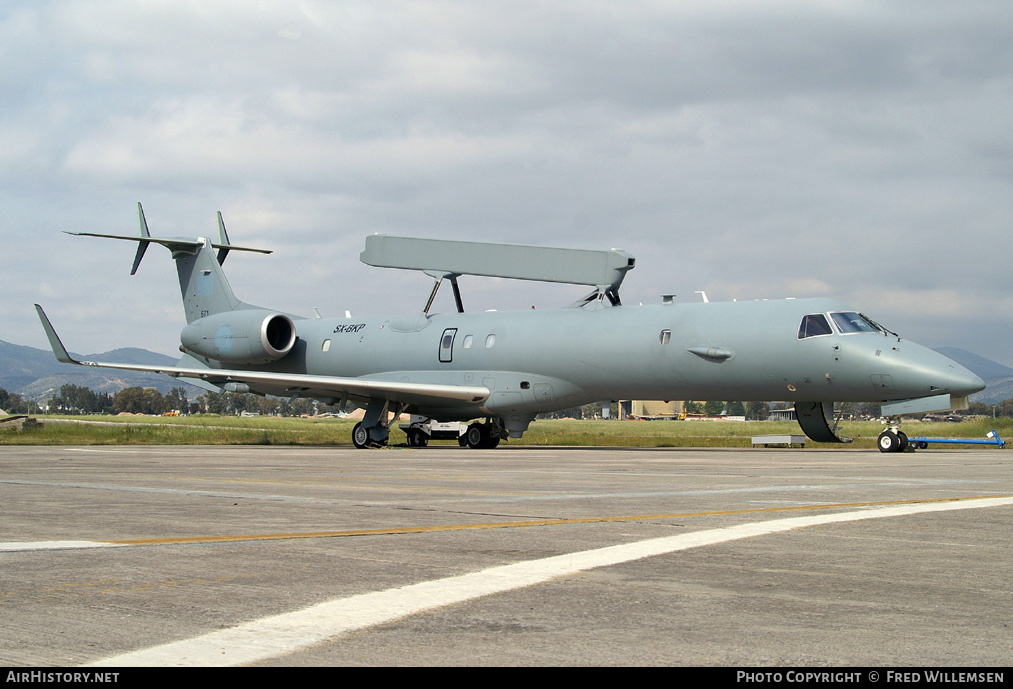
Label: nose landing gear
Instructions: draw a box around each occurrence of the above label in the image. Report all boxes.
[878,418,910,453]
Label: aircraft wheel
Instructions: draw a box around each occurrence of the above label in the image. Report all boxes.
[352,422,370,449]
[897,431,909,452]
[465,423,487,449]
[877,430,900,453]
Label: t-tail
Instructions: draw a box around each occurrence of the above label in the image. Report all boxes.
[67,203,273,324]
[67,204,300,367]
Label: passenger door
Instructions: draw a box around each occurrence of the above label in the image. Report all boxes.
[439,328,457,363]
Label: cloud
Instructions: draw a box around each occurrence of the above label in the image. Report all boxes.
[2,0,1012,369]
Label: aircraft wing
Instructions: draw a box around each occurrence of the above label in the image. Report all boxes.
[35,305,489,407]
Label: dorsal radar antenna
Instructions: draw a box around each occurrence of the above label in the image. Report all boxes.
[360,235,635,312]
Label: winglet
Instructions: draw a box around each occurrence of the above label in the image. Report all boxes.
[34,305,81,365]
[130,202,151,275]
[216,211,231,266]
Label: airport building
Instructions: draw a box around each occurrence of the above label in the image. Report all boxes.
[619,400,684,420]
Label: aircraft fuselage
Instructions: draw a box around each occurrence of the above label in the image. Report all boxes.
[221,297,980,425]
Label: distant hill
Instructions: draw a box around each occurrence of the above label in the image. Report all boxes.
[0,339,185,401]
[0,340,67,392]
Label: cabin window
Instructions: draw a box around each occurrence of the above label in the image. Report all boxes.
[322,339,331,352]
[463,334,474,349]
[485,334,496,348]
[798,314,833,339]
[659,329,671,345]
[831,312,881,334]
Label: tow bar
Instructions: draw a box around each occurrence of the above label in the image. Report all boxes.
[906,429,1005,450]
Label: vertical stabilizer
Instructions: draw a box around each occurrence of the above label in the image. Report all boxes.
[174,238,245,323]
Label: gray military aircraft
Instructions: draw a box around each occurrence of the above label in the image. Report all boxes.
[36,204,985,452]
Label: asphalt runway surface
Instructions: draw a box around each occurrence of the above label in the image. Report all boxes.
[2,444,1011,666]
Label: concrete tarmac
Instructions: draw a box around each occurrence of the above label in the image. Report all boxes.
[1,444,1011,666]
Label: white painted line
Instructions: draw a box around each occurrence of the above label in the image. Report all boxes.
[84,496,1013,667]
[0,541,124,552]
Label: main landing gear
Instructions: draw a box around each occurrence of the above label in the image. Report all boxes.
[351,399,404,448]
[406,428,429,447]
[461,420,502,449]
[352,421,382,449]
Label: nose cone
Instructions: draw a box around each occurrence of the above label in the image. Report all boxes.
[896,345,986,399]
[948,363,986,398]
[867,341,986,401]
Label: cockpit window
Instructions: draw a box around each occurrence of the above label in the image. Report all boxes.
[831,312,882,334]
[798,313,833,339]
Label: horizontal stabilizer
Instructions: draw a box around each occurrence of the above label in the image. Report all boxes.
[69,202,269,275]
[65,232,272,256]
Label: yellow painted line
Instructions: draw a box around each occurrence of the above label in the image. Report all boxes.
[169,476,536,497]
[108,493,1013,546]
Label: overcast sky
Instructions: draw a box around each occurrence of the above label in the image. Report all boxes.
[3,1,1013,366]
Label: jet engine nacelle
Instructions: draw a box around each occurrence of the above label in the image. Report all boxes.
[180,310,297,364]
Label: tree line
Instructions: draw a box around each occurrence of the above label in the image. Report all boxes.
[3,384,341,417]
